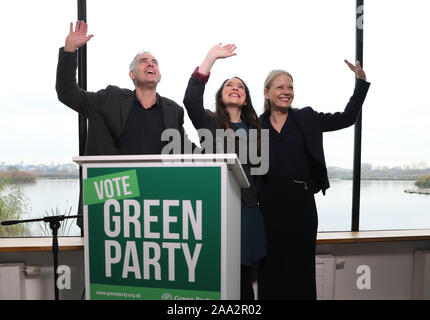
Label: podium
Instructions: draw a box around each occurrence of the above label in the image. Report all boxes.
[73,154,249,300]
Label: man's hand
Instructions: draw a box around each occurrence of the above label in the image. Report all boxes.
[64,20,94,52]
[344,59,367,81]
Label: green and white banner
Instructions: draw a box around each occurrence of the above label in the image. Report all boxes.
[83,165,221,300]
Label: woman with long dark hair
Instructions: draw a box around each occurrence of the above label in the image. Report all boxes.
[183,44,267,300]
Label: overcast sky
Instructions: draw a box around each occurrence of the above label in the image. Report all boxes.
[1,0,429,169]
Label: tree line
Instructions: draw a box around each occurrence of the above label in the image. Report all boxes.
[415,175,430,189]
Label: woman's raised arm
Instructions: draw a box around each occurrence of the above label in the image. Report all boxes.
[198,43,237,75]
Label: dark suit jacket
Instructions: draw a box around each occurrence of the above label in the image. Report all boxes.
[56,47,187,155]
[260,78,371,195]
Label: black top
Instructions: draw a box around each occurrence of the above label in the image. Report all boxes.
[259,78,371,194]
[121,95,165,155]
[265,114,311,180]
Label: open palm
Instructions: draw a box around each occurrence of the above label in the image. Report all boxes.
[209,43,237,60]
[65,20,94,52]
[198,43,237,74]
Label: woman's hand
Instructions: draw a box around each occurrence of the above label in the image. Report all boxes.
[207,43,237,60]
[64,20,94,52]
[198,43,237,75]
[344,59,367,81]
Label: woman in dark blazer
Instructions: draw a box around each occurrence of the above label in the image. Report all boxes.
[183,44,267,300]
[258,61,370,299]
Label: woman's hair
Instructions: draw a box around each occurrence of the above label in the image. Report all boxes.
[212,77,261,130]
[263,69,294,112]
[209,77,262,158]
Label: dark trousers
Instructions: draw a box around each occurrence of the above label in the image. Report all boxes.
[258,178,318,300]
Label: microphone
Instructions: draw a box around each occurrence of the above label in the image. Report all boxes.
[1,220,20,226]
[1,214,82,229]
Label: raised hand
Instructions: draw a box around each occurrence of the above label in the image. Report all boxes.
[207,43,237,60]
[64,20,94,52]
[199,43,237,75]
[344,59,367,81]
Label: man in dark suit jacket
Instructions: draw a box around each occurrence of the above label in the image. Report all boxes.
[56,20,189,156]
[56,21,191,229]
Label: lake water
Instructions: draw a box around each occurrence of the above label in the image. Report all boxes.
[15,178,430,236]
[20,179,81,236]
[315,179,430,231]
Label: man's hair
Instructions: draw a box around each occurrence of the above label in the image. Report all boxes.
[129,50,153,72]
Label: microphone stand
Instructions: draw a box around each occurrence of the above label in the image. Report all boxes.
[1,214,82,300]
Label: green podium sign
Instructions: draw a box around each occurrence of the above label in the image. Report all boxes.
[74,155,247,300]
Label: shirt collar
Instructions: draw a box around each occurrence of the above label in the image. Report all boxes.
[132,92,160,109]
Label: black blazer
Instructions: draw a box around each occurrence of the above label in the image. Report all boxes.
[260,78,371,195]
[56,47,188,156]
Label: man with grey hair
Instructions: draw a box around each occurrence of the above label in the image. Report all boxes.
[57,21,191,230]
[56,20,189,156]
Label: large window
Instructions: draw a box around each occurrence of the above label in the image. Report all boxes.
[0,1,80,236]
[360,0,430,230]
[88,0,355,232]
[2,1,429,236]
